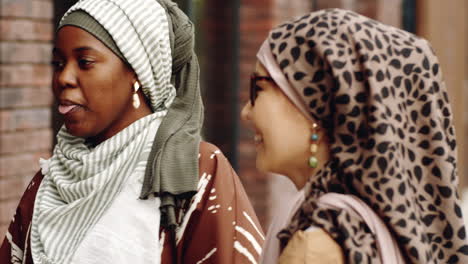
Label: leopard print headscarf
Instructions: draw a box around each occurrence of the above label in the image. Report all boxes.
[261,9,468,263]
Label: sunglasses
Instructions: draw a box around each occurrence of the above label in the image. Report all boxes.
[250,74,274,106]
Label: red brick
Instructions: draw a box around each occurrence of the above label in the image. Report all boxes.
[240,6,272,21]
[0,175,30,200]
[0,129,52,155]
[0,64,52,87]
[31,0,53,20]
[0,0,53,20]
[0,87,53,109]
[0,18,53,41]
[0,223,8,238]
[0,0,55,234]
[33,19,54,41]
[273,0,312,24]
[0,108,51,132]
[241,0,271,4]
[0,198,20,225]
[0,0,32,18]
[0,42,52,64]
[0,151,50,178]
[239,44,264,59]
[241,21,270,34]
[240,61,255,72]
[240,37,270,51]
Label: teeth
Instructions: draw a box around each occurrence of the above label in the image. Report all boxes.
[254,135,263,143]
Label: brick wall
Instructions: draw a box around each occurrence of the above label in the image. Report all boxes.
[272,0,312,26]
[0,0,54,236]
[238,0,274,228]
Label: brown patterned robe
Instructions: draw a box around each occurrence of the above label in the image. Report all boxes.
[0,142,264,263]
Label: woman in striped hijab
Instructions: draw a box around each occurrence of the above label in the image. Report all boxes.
[242,8,468,263]
[0,0,264,263]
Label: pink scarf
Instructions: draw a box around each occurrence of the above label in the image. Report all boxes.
[260,191,404,264]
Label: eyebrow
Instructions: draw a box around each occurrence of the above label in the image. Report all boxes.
[73,46,94,53]
[52,46,96,55]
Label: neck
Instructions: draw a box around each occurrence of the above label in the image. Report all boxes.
[89,98,152,146]
[289,144,331,190]
[288,167,316,190]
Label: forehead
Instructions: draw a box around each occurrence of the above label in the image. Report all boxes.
[54,26,109,54]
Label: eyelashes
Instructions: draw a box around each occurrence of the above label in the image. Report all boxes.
[77,58,95,69]
[50,58,96,71]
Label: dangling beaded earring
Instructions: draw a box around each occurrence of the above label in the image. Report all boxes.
[133,81,141,109]
[309,123,319,168]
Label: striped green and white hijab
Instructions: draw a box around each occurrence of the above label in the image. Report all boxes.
[62,0,176,112]
[31,112,166,264]
[31,0,174,263]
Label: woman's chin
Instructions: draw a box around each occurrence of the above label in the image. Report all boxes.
[64,122,92,139]
[255,155,275,174]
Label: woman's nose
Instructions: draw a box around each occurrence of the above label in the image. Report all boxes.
[56,63,77,90]
[241,102,252,122]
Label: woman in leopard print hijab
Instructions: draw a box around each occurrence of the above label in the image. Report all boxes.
[243,8,468,263]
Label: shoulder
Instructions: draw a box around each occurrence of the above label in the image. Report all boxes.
[19,171,44,209]
[198,141,231,178]
[174,142,263,263]
[199,141,224,161]
[0,171,44,262]
[15,171,44,219]
[279,228,344,264]
[197,141,242,196]
[199,141,219,154]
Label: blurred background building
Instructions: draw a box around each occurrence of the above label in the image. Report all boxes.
[0,0,466,236]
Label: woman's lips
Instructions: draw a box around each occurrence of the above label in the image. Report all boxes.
[58,104,81,115]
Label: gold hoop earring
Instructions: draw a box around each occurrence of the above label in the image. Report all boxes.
[133,81,141,109]
[309,123,319,168]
